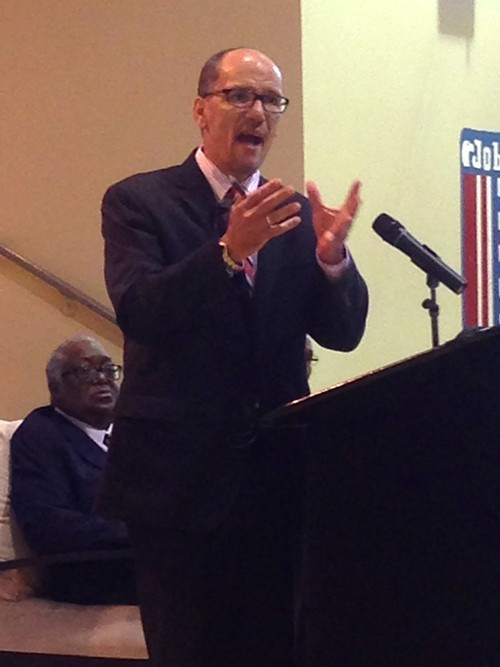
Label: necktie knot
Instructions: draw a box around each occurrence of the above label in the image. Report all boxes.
[221,182,246,208]
[217,183,245,234]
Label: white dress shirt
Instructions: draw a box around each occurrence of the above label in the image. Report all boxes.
[54,408,112,452]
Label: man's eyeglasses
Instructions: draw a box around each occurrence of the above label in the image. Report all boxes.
[203,87,289,114]
[61,364,122,383]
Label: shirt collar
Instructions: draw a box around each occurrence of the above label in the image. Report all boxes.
[54,407,112,452]
[195,146,260,201]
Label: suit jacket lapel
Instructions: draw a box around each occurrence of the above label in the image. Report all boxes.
[51,410,107,470]
[172,151,221,237]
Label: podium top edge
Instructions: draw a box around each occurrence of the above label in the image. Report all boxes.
[261,325,500,427]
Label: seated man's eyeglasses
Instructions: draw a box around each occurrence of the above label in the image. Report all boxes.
[203,87,289,114]
[61,364,122,383]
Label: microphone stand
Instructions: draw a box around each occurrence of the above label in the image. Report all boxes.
[422,274,440,348]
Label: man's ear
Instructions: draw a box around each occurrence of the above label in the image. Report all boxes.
[48,381,60,401]
[193,97,207,131]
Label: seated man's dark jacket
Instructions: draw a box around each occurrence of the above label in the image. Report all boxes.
[10,406,135,604]
[99,151,369,532]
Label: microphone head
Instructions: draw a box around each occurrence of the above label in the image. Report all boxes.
[372,213,404,245]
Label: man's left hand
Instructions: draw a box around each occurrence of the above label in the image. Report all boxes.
[306,180,362,265]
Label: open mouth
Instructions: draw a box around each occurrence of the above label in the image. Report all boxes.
[236,133,264,146]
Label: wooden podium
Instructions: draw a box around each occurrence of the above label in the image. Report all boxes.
[264,326,500,666]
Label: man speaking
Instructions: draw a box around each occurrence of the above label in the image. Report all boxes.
[99,47,368,667]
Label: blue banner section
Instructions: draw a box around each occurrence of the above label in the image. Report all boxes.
[461,128,500,175]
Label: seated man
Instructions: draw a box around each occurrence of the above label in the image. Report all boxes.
[10,335,136,605]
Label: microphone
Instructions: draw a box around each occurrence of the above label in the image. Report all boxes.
[372,213,467,295]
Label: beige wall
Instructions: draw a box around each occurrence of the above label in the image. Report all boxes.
[302,0,500,392]
[1,0,303,418]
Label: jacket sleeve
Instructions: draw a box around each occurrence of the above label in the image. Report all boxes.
[307,258,369,352]
[102,181,238,346]
[300,196,369,352]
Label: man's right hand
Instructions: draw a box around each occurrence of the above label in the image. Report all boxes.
[220,179,301,263]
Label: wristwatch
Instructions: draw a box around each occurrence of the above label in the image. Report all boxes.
[218,241,244,272]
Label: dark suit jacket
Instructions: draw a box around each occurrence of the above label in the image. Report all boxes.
[10,406,129,554]
[99,151,369,530]
[10,407,135,604]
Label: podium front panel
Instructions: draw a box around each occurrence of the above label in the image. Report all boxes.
[267,328,500,666]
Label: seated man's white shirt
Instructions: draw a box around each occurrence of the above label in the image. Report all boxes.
[54,408,111,452]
